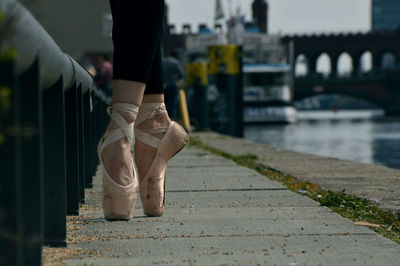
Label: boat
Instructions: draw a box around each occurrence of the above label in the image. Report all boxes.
[181,5,298,124]
[243,63,298,123]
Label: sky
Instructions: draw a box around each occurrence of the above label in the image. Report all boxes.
[166,0,371,35]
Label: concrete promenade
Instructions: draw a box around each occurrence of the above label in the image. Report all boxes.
[54,134,400,265]
[193,132,400,212]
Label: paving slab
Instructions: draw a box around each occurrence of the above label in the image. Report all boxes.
[65,234,399,266]
[192,132,400,212]
[165,166,286,191]
[69,207,372,238]
[61,146,400,265]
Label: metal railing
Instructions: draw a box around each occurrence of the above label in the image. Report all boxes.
[0,0,111,265]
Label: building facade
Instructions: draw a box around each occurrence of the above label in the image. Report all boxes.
[372,0,400,31]
[20,0,112,58]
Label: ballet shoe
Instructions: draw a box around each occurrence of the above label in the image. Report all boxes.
[135,103,189,217]
[97,103,139,220]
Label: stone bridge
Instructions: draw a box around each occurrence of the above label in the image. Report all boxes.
[282,29,400,115]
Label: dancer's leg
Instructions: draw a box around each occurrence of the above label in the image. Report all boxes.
[134,46,188,217]
[134,47,172,181]
[110,0,165,83]
[102,0,165,186]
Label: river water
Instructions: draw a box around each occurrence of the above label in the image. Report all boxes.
[244,110,400,169]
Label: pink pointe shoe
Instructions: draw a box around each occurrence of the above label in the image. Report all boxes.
[135,103,189,217]
[97,103,139,220]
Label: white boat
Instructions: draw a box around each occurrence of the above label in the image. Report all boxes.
[243,64,298,123]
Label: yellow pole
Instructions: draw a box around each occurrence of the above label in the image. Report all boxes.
[178,89,191,132]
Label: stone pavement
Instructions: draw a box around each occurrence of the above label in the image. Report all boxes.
[62,145,400,265]
[193,132,400,212]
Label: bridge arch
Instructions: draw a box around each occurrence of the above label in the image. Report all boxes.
[359,51,373,73]
[316,53,331,77]
[283,32,400,115]
[295,54,309,77]
[337,52,353,77]
[381,51,397,69]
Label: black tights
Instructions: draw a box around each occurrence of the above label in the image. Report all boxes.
[109,0,165,95]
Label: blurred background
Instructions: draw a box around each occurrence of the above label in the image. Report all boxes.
[19,0,400,169]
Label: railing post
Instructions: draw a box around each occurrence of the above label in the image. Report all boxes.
[83,89,93,188]
[101,99,108,135]
[77,84,85,204]
[65,85,80,215]
[100,99,106,136]
[42,77,67,247]
[19,58,43,266]
[0,60,22,266]
[91,92,99,176]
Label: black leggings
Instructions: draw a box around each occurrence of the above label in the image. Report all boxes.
[109,0,165,95]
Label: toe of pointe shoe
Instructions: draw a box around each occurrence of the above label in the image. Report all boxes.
[140,174,166,217]
[102,173,138,220]
[144,207,164,217]
[140,190,165,217]
[143,200,164,217]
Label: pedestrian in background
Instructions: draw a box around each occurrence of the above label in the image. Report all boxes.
[163,51,185,119]
[94,54,113,97]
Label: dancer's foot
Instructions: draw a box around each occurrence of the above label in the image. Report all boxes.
[134,103,189,216]
[98,103,140,220]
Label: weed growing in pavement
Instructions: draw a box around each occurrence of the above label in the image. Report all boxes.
[189,136,400,244]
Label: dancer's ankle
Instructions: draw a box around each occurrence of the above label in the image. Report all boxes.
[107,111,137,131]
